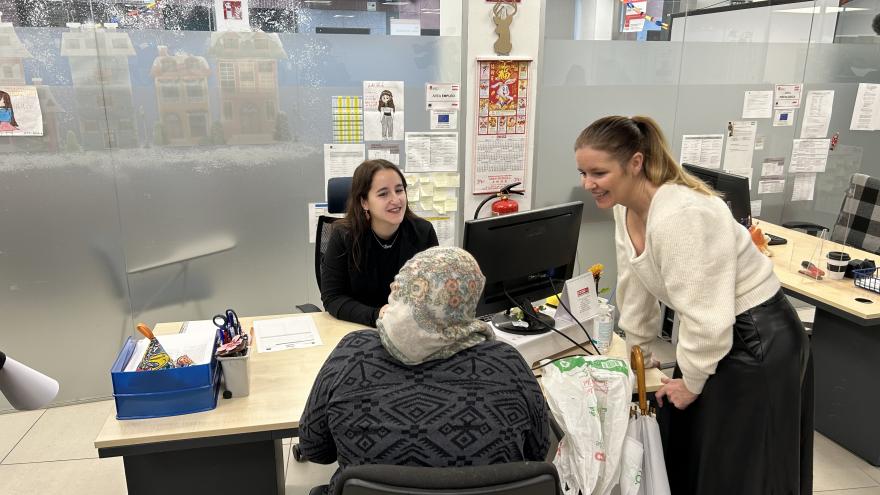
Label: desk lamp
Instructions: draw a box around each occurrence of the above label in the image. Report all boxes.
[0,350,59,410]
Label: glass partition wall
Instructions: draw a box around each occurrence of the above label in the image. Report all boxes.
[537,0,880,284]
[0,0,462,410]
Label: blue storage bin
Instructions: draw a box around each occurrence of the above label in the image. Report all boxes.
[110,335,220,420]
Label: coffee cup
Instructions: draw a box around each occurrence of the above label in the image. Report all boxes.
[826,251,851,280]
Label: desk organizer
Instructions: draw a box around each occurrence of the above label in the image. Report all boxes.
[110,336,220,420]
[854,267,880,294]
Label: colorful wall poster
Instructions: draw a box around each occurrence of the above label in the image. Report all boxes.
[364,81,404,141]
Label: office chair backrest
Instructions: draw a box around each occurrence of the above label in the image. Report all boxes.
[833,173,880,254]
[328,177,353,214]
[314,215,340,291]
[335,462,560,495]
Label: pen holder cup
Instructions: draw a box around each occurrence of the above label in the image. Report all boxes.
[217,349,250,398]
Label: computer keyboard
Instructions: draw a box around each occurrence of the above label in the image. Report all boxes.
[766,233,787,245]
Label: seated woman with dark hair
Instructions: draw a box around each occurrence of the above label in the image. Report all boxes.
[320,159,438,327]
[300,247,550,493]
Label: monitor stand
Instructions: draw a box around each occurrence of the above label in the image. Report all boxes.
[492,297,556,335]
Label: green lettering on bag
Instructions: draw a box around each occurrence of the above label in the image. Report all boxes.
[552,356,629,375]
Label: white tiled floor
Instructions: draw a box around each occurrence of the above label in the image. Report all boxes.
[1,395,877,494]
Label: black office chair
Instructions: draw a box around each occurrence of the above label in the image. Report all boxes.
[309,462,561,495]
[296,177,353,314]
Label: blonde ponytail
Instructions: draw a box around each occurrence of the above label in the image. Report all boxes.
[575,115,717,196]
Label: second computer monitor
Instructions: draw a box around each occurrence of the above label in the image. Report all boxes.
[462,201,583,334]
[683,163,752,227]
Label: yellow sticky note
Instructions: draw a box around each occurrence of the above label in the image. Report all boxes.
[434,189,448,201]
[446,173,461,187]
[434,200,446,214]
[445,198,458,211]
[420,181,435,196]
[431,174,448,188]
[408,187,420,201]
[419,199,434,212]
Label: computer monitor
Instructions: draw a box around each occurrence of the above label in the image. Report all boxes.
[462,201,584,335]
[682,163,752,227]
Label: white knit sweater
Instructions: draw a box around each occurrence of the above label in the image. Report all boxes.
[614,184,780,394]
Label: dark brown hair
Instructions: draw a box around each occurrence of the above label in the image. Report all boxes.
[574,115,714,196]
[338,159,415,271]
[378,90,395,111]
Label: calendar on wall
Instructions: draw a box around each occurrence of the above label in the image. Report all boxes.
[473,58,531,194]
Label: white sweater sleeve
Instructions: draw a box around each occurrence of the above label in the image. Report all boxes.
[615,211,662,362]
[651,206,736,394]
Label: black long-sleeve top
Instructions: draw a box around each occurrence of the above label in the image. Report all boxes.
[299,330,550,493]
[320,216,438,327]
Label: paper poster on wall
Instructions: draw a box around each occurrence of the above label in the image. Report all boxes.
[773,109,795,127]
[364,81,404,141]
[425,216,455,246]
[622,0,647,32]
[474,59,531,194]
[761,157,785,177]
[213,0,250,31]
[800,90,834,139]
[405,132,458,172]
[680,134,723,169]
[367,143,400,166]
[791,173,816,201]
[774,83,802,109]
[758,180,785,194]
[751,200,762,218]
[850,83,880,131]
[426,83,461,111]
[430,110,457,130]
[742,90,773,119]
[754,136,765,150]
[722,121,757,171]
[332,96,363,143]
[307,203,344,244]
[790,139,830,173]
[323,143,364,198]
[0,86,43,136]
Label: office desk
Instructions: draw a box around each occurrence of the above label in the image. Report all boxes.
[94,313,364,495]
[760,221,880,465]
[95,312,663,494]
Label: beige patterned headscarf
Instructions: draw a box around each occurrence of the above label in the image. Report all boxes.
[377,247,495,365]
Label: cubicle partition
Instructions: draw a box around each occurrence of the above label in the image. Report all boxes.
[536,0,880,286]
[0,22,461,410]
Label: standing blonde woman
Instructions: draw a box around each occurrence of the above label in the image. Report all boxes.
[574,115,812,494]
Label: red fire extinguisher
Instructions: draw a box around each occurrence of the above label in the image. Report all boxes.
[474,182,524,219]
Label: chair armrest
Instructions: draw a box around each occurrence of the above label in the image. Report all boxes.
[781,222,829,236]
[296,303,322,313]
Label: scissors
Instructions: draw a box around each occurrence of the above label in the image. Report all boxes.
[213,309,241,343]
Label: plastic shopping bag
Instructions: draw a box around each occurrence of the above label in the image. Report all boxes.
[543,355,634,495]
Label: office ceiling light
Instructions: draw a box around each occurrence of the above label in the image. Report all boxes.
[776,6,867,13]
[304,0,332,4]
[333,14,354,17]
[382,1,411,5]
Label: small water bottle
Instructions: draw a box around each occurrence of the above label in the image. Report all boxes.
[594,304,614,353]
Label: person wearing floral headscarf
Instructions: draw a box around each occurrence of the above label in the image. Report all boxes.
[299,247,549,494]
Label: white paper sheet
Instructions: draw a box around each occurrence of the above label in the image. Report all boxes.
[750,200,762,218]
[790,139,830,173]
[800,90,834,139]
[553,273,599,329]
[253,316,322,353]
[323,143,365,198]
[791,174,816,201]
[722,121,757,171]
[0,86,44,136]
[850,83,880,131]
[424,216,455,246]
[429,109,458,130]
[367,143,401,166]
[742,90,773,119]
[754,136,765,150]
[425,83,461,111]
[307,202,344,244]
[761,157,785,177]
[773,109,795,126]
[758,179,785,194]
[774,83,803,109]
[680,134,724,170]
[364,81,405,141]
[404,132,458,172]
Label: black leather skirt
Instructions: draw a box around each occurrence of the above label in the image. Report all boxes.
[658,289,813,495]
